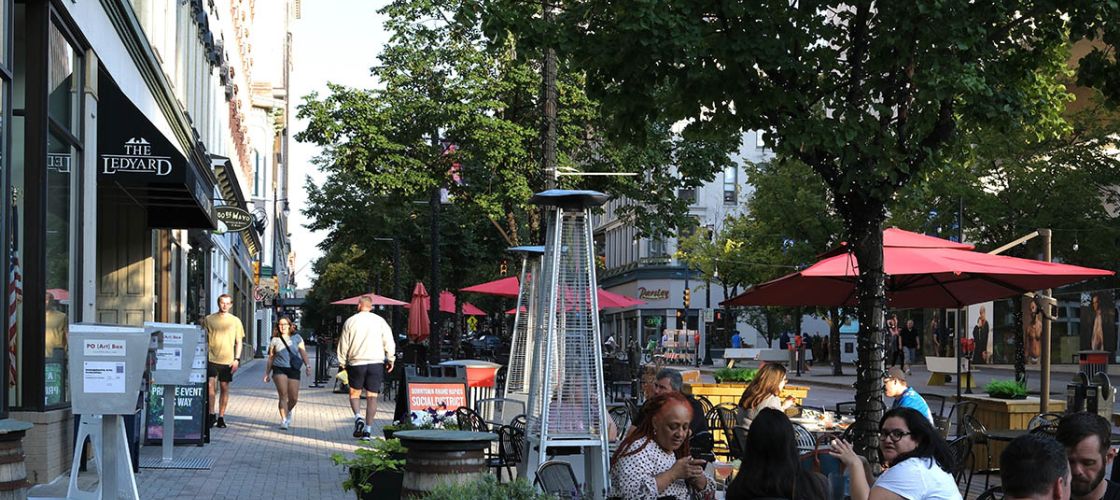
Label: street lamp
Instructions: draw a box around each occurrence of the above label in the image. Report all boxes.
[373,237,403,335]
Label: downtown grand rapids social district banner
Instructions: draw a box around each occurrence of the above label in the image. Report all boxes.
[145,339,208,444]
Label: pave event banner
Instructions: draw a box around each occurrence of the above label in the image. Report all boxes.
[407,382,468,411]
[144,383,207,444]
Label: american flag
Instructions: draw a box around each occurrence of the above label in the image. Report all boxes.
[7,205,19,387]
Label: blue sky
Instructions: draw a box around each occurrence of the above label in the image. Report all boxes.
[289,1,391,285]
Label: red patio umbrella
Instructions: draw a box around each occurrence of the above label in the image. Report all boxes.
[407,282,431,343]
[725,228,1113,309]
[331,292,408,306]
[405,291,488,315]
[598,288,646,309]
[459,276,520,298]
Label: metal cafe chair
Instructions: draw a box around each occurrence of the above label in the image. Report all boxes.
[1028,412,1063,435]
[792,422,817,455]
[487,424,525,482]
[455,406,490,433]
[535,460,581,499]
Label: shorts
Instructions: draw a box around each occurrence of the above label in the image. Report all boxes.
[272,365,301,380]
[208,362,233,382]
[346,363,384,393]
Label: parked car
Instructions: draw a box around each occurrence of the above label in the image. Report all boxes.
[471,335,502,353]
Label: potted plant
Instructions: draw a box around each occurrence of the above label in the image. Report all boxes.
[420,475,558,499]
[714,367,757,384]
[985,379,1028,400]
[332,437,407,500]
[381,420,417,440]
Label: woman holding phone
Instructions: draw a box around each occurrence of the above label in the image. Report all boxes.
[610,392,715,499]
[263,316,311,430]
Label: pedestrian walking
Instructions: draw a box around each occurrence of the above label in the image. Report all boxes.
[263,316,311,430]
[337,295,396,440]
[901,319,919,375]
[204,293,245,429]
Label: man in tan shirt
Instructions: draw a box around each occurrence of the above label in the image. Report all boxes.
[204,294,245,429]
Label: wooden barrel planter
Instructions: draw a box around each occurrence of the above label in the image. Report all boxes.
[395,430,497,498]
[0,420,32,500]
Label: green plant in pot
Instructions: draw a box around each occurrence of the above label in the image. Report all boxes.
[985,379,1028,400]
[714,367,757,384]
[332,437,407,500]
[381,420,417,439]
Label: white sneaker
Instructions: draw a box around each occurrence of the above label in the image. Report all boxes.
[280,418,289,430]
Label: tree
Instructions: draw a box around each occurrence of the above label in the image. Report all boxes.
[486,0,1119,463]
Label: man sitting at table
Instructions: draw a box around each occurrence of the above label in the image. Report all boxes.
[633,369,708,436]
[1055,412,1120,500]
[884,367,933,424]
[1001,433,1072,500]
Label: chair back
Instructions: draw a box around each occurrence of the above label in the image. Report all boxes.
[696,395,715,417]
[1028,413,1063,435]
[714,404,738,432]
[792,423,816,454]
[608,406,631,440]
[498,424,526,465]
[799,450,848,500]
[945,401,978,438]
[976,486,1004,500]
[963,415,989,443]
[455,406,489,432]
[474,397,526,427]
[624,398,642,424]
[835,401,857,416]
[689,430,716,462]
[511,413,527,434]
[947,435,973,485]
[924,394,948,418]
[535,460,581,498]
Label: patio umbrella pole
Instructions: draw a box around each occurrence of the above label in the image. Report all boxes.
[1040,229,1052,413]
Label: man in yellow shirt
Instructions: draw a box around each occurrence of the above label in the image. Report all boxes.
[44,292,68,357]
[204,294,245,429]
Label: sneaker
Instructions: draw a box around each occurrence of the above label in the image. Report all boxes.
[208,413,217,429]
[360,430,371,441]
[286,412,294,427]
[280,419,289,430]
[216,417,227,428]
[353,418,366,438]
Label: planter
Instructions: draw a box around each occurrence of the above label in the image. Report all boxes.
[961,394,1066,471]
[396,430,497,498]
[350,465,404,500]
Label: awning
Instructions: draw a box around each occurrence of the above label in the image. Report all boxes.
[96,68,216,229]
[211,155,261,256]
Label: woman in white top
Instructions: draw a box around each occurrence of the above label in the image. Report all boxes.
[263,316,311,430]
[736,362,795,426]
[830,407,961,500]
[610,392,715,499]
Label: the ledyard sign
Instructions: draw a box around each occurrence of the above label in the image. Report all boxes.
[101,138,173,176]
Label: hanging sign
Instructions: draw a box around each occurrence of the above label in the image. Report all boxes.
[215,206,253,232]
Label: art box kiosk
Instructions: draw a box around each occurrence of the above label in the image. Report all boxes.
[66,324,151,500]
[140,322,210,470]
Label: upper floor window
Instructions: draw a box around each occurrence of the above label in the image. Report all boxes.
[723,165,738,204]
[252,149,262,196]
[677,187,696,205]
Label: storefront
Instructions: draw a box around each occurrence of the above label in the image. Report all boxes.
[5,0,220,483]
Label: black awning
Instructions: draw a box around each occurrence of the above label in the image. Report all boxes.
[97,68,216,229]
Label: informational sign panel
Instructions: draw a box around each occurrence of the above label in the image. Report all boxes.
[144,323,202,386]
[68,324,149,415]
[406,383,468,411]
[144,384,207,443]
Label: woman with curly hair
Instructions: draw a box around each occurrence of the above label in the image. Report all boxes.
[610,392,715,499]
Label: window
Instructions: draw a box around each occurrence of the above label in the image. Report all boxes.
[0,0,11,414]
[649,237,667,257]
[755,130,766,149]
[253,149,261,196]
[677,187,696,204]
[723,165,738,204]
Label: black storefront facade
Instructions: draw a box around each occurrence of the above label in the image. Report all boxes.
[3,0,219,483]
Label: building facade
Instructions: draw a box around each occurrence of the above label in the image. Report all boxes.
[0,0,290,483]
[595,131,781,354]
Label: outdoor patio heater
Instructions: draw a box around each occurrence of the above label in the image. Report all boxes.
[523,189,611,498]
[504,245,545,401]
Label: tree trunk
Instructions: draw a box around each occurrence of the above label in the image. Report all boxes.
[830,307,844,376]
[850,220,887,468]
[453,294,464,359]
[1014,297,1027,387]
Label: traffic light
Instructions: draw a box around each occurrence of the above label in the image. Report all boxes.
[683,287,691,308]
[500,260,508,275]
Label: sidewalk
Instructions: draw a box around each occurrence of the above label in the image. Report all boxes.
[30,355,393,500]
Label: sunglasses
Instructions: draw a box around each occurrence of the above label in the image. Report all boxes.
[879,429,912,442]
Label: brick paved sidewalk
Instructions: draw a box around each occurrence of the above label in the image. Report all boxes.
[31,355,394,500]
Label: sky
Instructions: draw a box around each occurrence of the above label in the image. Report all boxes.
[288,1,391,286]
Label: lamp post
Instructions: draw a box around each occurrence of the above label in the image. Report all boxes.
[373,237,403,335]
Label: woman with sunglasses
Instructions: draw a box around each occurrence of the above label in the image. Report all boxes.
[829,407,960,500]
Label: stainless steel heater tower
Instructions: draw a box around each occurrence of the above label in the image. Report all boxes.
[524,190,611,499]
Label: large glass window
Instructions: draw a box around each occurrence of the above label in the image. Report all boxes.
[8,0,25,409]
[723,165,738,204]
[43,20,81,408]
[1,0,11,414]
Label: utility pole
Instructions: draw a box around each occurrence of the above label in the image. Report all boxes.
[430,133,443,365]
[1040,228,1052,412]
